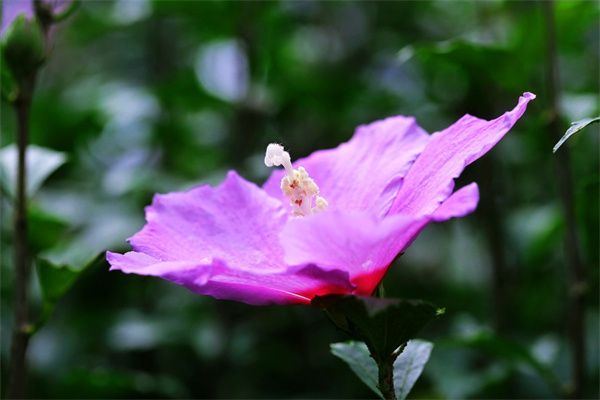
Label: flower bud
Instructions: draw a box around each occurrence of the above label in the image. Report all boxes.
[1,14,45,86]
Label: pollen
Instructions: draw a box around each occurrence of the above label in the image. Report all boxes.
[264,143,328,216]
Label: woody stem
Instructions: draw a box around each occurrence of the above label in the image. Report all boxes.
[7,78,35,399]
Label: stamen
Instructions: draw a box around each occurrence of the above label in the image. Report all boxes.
[264,143,328,216]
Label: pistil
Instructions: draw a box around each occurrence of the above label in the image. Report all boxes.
[264,143,328,216]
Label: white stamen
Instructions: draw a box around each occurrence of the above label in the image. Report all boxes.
[264,143,328,216]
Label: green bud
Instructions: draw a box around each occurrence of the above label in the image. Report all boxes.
[0,51,19,102]
[1,14,45,87]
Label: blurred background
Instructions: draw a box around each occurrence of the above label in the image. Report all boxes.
[1,0,598,398]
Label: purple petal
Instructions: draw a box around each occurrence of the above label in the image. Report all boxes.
[389,92,535,216]
[107,251,354,305]
[194,263,353,305]
[263,116,430,215]
[128,170,288,273]
[431,183,479,222]
[107,251,214,286]
[280,183,483,295]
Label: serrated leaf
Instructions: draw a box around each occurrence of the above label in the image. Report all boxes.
[393,340,433,400]
[0,144,66,198]
[553,116,599,153]
[331,341,383,399]
[313,294,438,358]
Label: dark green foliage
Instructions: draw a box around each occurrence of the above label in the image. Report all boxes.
[313,294,438,359]
[315,295,438,398]
[0,0,598,398]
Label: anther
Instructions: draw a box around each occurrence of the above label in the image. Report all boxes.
[264,143,328,216]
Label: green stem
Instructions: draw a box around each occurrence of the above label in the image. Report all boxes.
[7,87,34,399]
[5,3,75,396]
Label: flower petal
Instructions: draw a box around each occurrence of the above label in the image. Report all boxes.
[107,251,214,286]
[107,171,356,305]
[389,92,535,216]
[280,182,483,295]
[431,183,479,222]
[128,170,288,273]
[263,116,430,215]
[280,210,428,294]
[195,263,353,305]
[107,251,354,305]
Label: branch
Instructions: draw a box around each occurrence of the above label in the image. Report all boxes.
[542,1,587,398]
[7,85,35,399]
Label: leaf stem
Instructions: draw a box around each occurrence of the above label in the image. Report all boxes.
[542,1,586,398]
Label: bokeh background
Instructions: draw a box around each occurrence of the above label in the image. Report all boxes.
[1,0,598,398]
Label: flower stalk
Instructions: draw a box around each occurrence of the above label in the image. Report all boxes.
[376,354,397,400]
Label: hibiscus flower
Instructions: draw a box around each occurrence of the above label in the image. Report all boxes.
[107,92,535,305]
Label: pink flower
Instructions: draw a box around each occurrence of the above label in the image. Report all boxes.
[107,93,535,305]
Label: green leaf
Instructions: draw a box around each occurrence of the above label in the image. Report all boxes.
[28,206,69,253]
[34,252,104,332]
[0,144,66,198]
[36,258,80,304]
[331,341,383,399]
[36,253,103,305]
[330,340,433,400]
[553,116,599,153]
[313,295,438,359]
[393,340,433,400]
